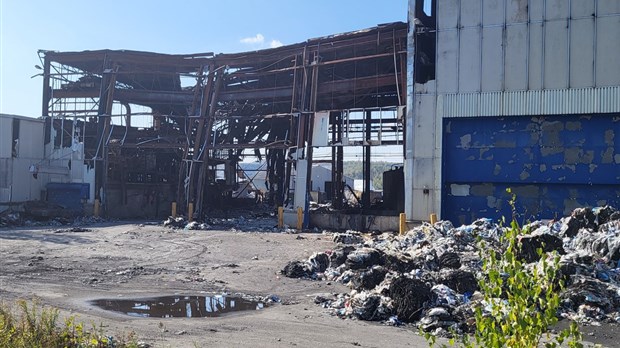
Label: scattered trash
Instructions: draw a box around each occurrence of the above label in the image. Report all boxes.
[161,209,281,233]
[282,206,620,332]
[52,227,91,233]
[332,231,364,244]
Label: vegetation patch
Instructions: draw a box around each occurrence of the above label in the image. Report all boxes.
[0,299,139,348]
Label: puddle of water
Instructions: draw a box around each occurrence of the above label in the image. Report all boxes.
[91,295,265,318]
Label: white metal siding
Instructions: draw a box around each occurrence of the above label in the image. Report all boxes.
[433,0,620,116]
[596,15,620,87]
[544,20,569,89]
[505,24,528,90]
[442,87,620,118]
[480,27,503,91]
[483,0,505,26]
[570,17,595,88]
[460,0,481,27]
[0,118,11,158]
[437,0,459,30]
[18,120,44,159]
[528,22,544,90]
[437,30,459,94]
[459,28,481,92]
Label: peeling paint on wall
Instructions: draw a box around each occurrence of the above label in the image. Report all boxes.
[566,121,582,131]
[450,184,470,197]
[443,114,620,224]
[460,134,472,150]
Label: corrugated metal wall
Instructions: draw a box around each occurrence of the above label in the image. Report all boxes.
[442,114,620,225]
[436,0,620,96]
[442,87,620,117]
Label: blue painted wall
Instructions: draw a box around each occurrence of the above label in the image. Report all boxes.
[442,114,620,225]
[46,183,89,212]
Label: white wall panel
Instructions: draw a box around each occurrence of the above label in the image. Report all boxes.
[482,0,505,25]
[481,27,503,91]
[459,28,482,92]
[461,0,481,27]
[0,118,11,158]
[438,0,459,29]
[437,30,459,93]
[528,22,543,89]
[413,95,437,158]
[11,158,42,202]
[412,158,436,191]
[506,0,528,23]
[529,0,544,21]
[571,0,595,18]
[544,20,569,89]
[505,24,528,90]
[545,0,569,20]
[18,121,44,158]
[598,0,620,15]
[570,18,595,88]
[596,16,620,87]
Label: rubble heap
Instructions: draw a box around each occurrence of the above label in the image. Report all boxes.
[162,211,284,233]
[282,206,620,334]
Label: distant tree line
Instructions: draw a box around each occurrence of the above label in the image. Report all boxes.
[342,161,402,190]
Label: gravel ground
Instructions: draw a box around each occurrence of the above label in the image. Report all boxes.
[0,220,612,347]
[0,221,433,348]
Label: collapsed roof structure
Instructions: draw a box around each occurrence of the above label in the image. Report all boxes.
[40,22,408,221]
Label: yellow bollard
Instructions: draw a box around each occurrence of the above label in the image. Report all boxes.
[94,199,100,217]
[188,202,194,222]
[296,207,303,231]
[171,202,177,218]
[277,206,284,228]
[430,213,438,224]
[399,213,406,235]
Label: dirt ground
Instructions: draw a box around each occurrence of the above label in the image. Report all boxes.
[0,220,613,347]
[0,220,434,348]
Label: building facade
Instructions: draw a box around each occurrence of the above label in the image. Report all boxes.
[0,114,46,211]
[407,0,620,224]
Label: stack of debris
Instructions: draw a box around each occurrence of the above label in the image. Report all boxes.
[0,209,106,228]
[162,213,280,232]
[282,206,620,334]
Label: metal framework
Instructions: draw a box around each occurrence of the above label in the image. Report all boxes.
[41,22,408,218]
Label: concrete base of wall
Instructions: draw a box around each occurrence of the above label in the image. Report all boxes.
[310,212,420,232]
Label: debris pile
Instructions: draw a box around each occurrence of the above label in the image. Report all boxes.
[162,211,283,232]
[282,206,620,333]
[0,209,106,228]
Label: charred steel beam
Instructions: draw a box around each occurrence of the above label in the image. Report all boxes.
[217,74,398,102]
[205,142,290,150]
[42,56,51,117]
[52,89,194,105]
[51,76,399,108]
[45,50,213,71]
[363,109,372,210]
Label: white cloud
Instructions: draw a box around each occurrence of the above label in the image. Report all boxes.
[240,34,265,44]
[270,40,284,48]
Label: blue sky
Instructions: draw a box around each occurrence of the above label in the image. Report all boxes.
[0,0,406,118]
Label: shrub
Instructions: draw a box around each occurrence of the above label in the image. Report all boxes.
[425,217,583,348]
[0,299,139,348]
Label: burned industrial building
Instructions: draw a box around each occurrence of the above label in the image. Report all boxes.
[1,0,619,229]
[35,22,408,226]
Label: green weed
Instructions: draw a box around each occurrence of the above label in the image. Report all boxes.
[425,190,583,348]
[0,299,139,348]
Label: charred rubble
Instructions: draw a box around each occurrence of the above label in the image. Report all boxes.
[282,206,620,334]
